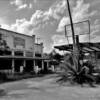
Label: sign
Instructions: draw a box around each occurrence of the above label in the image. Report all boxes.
[26,51,33,57]
[14,37,25,48]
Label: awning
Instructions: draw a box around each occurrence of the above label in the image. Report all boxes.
[0,56,49,60]
[54,42,100,53]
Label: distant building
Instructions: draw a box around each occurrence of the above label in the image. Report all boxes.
[0,28,49,73]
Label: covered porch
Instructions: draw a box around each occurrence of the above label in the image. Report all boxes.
[0,56,50,74]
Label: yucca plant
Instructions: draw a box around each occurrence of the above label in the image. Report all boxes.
[57,53,96,87]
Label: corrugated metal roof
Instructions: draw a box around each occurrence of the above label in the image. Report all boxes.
[54,42,100,53]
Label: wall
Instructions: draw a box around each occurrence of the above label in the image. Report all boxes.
[0,28,35,52]
[34,43,43,55]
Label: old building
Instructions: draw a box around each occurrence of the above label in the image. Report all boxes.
[54,42,100,68]
[0,28,49,73]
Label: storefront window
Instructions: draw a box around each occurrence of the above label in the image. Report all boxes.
[26,52,33,57]
[14,51,23,56]
[35,53,41,57]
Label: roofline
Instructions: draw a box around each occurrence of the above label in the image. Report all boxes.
[54,42,100,47]
[54,42,100,53]
[0,27,35,38]
[0,56,50,60]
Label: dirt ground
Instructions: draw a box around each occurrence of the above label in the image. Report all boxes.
[0,74,100,100]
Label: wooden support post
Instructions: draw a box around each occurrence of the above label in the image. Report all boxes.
[23,60,26,68]
[12,59,15,74]
[47,61,49,68]
[42,60,44,70]
[33,59,35,71]
[12,50,14,56]
[24,51,25,57]
[75,35,80,71]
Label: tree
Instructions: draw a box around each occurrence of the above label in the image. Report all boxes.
[0,34,10,55]
[49,50,63,63]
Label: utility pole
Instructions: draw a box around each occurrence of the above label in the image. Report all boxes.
[66,0,78,69]
[36,37,40,44]
[66,0,76,51]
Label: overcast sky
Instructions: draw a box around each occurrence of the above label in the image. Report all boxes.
[0,0,100,53]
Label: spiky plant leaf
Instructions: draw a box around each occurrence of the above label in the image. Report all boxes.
[57,53,97,86]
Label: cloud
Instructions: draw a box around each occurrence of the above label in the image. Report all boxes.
[91,20,100,34]
[1,24,11,30]
[89,19,100,42]
[1,0,66,53]
[4,0,100,52]
[52,20,100,48]
[1,18,32,35]
[49,0,67,20]
[10,0,23,6]
[57,0,97,32]
[10,19,33,34]
[52,35,69,46]
[16,4,28,10]
[29,3,32,9]
[33,0,37,3]
[1,9,54,35]
[7,0,67,35]
[10,0,28,10]
[7,0,68,34]
[51,0,99,47]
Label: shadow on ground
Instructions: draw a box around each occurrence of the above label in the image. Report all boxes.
[0,89,7,97]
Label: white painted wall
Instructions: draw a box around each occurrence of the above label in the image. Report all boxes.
[0,28,35,52]
[34,43,43,55]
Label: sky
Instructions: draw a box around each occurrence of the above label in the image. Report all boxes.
[0,0,100,53]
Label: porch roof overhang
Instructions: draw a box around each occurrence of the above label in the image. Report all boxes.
[0,56,49,60]
[54,42,100,53]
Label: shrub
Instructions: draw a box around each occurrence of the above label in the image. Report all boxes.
[0,72,7,81]
[57,54,97,87]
